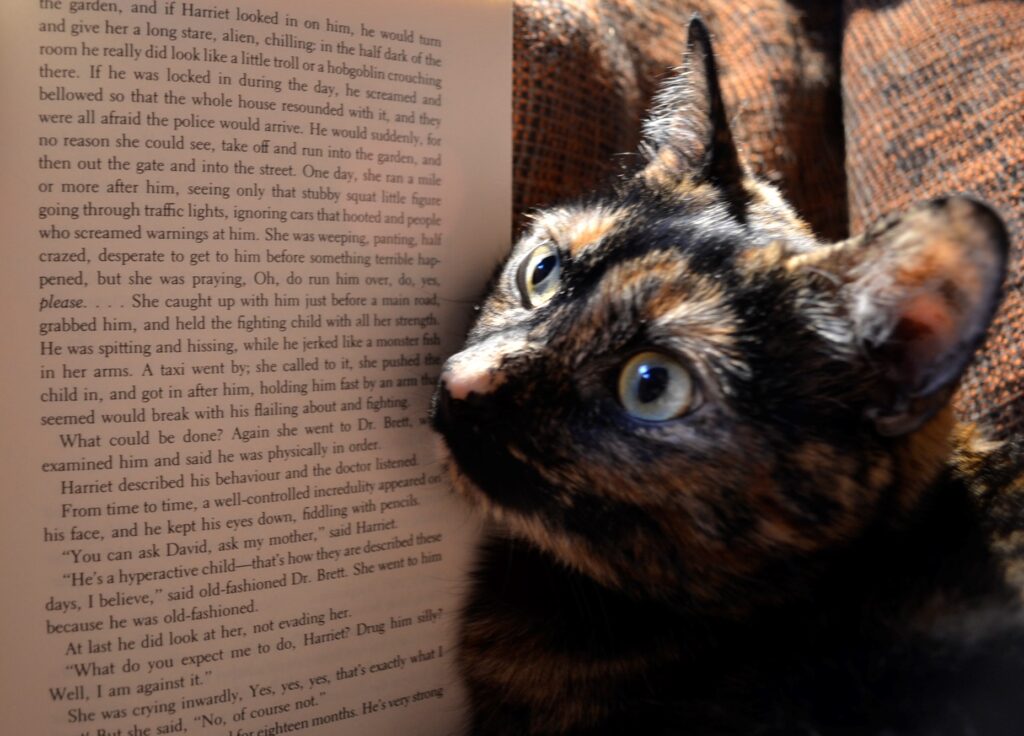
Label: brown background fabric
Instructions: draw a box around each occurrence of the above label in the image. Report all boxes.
[512,0,1023,437]
[842,0,1024,437]
[513,0,848,240]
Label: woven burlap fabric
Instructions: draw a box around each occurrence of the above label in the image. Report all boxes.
[842,0,1024,437]
[514,0,1022,436]
[513,0,848,240]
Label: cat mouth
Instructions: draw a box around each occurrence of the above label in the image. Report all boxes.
[434,423,553,514]
[431,379,551,513]
[435,437,492,511]
[435,432,634,591]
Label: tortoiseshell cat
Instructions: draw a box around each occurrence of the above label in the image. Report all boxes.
[431,18,1023,736]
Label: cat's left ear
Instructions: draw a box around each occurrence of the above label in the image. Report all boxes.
[639,16,745,192]
[795,197,1009,436]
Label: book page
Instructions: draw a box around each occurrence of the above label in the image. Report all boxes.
[0,0,510,733]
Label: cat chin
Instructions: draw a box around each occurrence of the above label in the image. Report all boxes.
[438,435,757,604]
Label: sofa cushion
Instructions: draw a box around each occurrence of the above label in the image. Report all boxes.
[513,0,847,239]
[842,0,1024,436]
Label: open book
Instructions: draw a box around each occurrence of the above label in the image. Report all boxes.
[0,0,511,733]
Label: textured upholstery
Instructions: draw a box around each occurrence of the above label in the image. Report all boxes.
[512,0,1022,436]
[513,1,847,239]
[842,0,1024,437]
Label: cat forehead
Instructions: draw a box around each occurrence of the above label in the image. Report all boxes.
[523,193,744,266]
[526,204,628,256]
[499,206,754,380]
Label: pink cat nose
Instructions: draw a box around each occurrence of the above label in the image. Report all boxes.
[441,351,505,400]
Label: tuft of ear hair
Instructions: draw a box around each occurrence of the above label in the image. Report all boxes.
[794,196,1009,436]
[640,16,745,194]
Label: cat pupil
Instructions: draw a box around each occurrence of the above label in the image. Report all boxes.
[516,245,561,308]
[532,255,556,286]
[636,364,668,403]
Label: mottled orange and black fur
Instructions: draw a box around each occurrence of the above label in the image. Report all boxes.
[432,18,1022,736]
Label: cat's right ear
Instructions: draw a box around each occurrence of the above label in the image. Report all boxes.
[639,16,745,193]
[792,197,1008,436]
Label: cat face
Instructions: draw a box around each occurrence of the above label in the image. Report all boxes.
[432,19,1008,611]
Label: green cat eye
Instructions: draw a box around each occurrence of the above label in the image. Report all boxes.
[618,352,696,421]
[517,243,561,308]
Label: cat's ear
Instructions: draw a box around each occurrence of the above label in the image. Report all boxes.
[639,16,744,192]
[796,197,1008,436]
